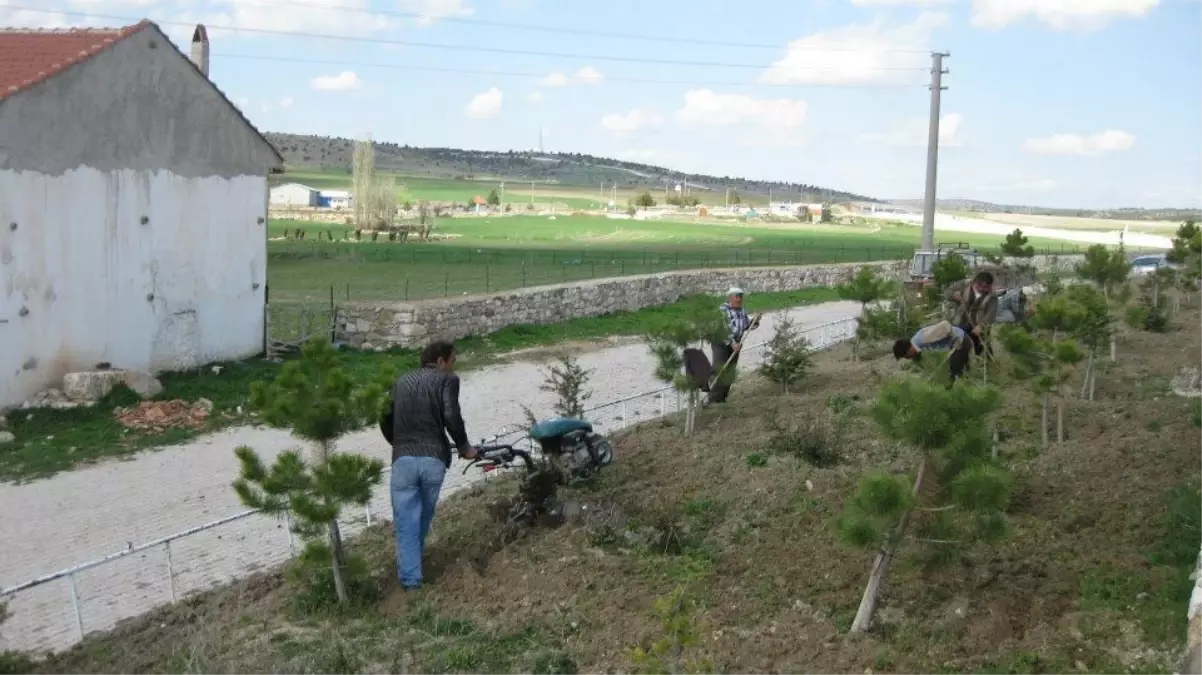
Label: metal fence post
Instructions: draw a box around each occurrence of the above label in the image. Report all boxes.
[164,541,177,604]
[621,401,627,430]
[66,572,83,642]
[364,503,373,526]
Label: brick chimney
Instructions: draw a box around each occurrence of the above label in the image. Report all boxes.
[190,24,209,77]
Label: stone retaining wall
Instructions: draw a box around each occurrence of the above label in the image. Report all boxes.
[335,255,1080,350]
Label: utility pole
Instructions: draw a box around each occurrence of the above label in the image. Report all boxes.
[921,51,949,252]
[530,180,535,207]
[500,181,505,212]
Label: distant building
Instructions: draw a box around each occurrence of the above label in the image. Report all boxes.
[319,189,352,209]
[0,20,283,410]
[768,202,824,218]
[270,182,319,206]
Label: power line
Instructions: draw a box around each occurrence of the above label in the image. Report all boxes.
[8,6,932,74]
[191,0,933,55]
[214,52,929,89]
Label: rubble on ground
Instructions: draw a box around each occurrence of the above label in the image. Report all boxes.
[22,388,90,409]
[21,369,164,410]
[114,398,213,432]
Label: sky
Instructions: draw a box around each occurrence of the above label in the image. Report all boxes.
[3,0,1201,209]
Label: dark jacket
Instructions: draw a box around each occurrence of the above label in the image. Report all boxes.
[944,279,999,330]
[379,365,471,468]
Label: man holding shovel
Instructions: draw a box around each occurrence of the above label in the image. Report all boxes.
[707,287,761,404]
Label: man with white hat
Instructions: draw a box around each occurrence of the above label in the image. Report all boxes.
[709,286,760,404]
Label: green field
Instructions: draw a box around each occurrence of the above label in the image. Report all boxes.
[265,213,1091,306]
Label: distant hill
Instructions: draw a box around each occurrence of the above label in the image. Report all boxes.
[265,132,876,203]
[888,198,1200,222]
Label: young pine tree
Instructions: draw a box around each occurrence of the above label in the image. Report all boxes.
[1066,284,1112,401]
[1166,220,1201,285]
[1075,244,1130,300]
[539,354,593,419]
[758,314,813,394]
[233,338,389,605]
[837,266,893,362]
[999,295,1086,446]
[838,377,1008,633]
[646,303,729,436]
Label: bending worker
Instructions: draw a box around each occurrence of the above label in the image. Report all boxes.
[709,286,760,404]
[945,270,998,357]
[892,320,974,382]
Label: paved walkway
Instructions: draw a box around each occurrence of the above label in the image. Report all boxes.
[0,300,862,653]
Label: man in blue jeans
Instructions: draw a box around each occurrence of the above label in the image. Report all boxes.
[379,340,477,591]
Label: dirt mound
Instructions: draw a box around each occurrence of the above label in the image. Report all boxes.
[113,399,212,432]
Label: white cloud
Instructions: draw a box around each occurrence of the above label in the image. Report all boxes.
[537,66,604,87]
[310,71,364,91]
[600,109,664,134]
[279,96,294,109]
[397,0,475,26]
[860,112,963,147]
[971,0,1160,31]
[465,87,503,119]
[574,66,604,84]
[673,89,808,130]
[526,91,544,104]
[1023,129,1136,156]
[760,12,947,85]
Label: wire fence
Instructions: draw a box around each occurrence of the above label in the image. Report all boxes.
[0,315,859,655]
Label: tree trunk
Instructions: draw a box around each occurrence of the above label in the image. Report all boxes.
[1041,394,1050,449]
[328,518,349,604]
[1089,366,1097,401]
[850,459,927,634]
[1056,393,1065,444]
[1109,335,1116,362]
[1081,352,1094,398]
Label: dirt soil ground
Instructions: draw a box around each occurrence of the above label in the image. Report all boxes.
[23,311,1202,675]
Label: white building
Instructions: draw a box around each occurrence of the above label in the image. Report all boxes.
[320,189,352,209]
[0,21,283,409]
[270,182,319,206]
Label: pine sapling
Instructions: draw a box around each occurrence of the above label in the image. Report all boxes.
[758,315,813,393]
[647,314,721,436]
[837,267,893,362]
[234,338,388,605]
[838,377,1006,633]
[627,586,713,675]
[1066,285,1111,401]
[539,354,593,418]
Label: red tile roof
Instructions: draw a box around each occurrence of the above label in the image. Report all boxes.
[0,19,284,169]
[0,21,152,100]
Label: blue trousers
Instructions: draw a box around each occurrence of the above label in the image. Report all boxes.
[389,456,446,589]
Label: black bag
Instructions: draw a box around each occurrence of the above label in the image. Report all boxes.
[682,348,713,391]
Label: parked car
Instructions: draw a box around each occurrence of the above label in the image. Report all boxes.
[1129,253,1180,277]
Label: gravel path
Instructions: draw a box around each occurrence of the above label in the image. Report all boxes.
[0,300,862,653]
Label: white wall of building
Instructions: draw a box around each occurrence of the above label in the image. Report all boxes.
[269,183,317,206]
[0,167,267,409]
